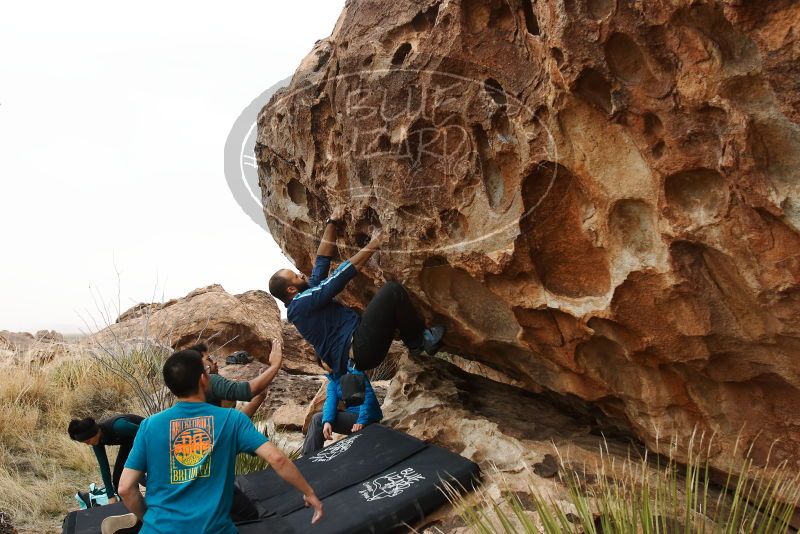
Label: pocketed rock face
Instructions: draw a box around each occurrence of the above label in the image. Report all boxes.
[256,0,800,468]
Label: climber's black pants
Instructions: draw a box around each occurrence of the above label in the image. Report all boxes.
[352,282,425,371]
[112,441,134,497]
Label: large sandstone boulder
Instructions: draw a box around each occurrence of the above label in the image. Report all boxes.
[255,0,800,467]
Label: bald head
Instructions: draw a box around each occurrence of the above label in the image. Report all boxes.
[268,269,308,304]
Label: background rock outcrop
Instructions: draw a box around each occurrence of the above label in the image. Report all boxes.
[256,0,800,467]
[98,284,283,362]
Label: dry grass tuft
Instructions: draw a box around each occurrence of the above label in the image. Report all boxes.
[450,432,800,534]
[0,342,147,532]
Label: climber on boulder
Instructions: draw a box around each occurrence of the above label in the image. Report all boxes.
[268,205,445,377]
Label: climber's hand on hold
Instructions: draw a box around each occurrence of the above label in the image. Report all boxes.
[351,423,364,433]
[368,227,385,249]
[323,422,333,440]
[350,226,385,270]
[330,205,346,222]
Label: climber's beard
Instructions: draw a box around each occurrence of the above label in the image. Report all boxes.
[294,280,310,293]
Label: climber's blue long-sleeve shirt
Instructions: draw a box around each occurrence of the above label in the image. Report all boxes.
[287,255,360,376]
[322,368,383,425]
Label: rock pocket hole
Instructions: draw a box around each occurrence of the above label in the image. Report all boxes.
[354,207,382,247]
[521,0,540,36]
[609,199,658,260]
[521,162,611,297]
[652,140,666,159]
[377,134,391,153]
[354,232,371,248]
[440,209,468,240]
[412,3,440,32]
[391,42,412,67]
[473,124,505,209]
[551,47,564,66]
[587,0,615,20]
[463,0,514,33]
[643,112,664,137]
[286,179,308,206]
[484,78,507,106]
[605,33,648,85]
[664,168,728,227]
[575,68,612,114]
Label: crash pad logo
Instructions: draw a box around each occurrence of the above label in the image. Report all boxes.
[309,434,362,463]
[170,416,214,484]
[359,468,426,502]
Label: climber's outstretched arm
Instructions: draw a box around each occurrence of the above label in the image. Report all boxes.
[316,205,346,258]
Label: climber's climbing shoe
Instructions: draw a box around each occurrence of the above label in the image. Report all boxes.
[422,325,445,355]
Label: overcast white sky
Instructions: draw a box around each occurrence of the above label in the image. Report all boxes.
[0,1,346,333]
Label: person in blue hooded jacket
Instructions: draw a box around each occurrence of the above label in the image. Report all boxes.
[302,365,383,455]
[267,205,445,379]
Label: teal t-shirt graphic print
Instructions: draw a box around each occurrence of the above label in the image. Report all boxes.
[170,416,214,484]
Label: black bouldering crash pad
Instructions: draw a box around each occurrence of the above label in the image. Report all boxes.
[62,425,479,534]
[239,442,480,533]
[61,502,130,534]
[236,423,428,517]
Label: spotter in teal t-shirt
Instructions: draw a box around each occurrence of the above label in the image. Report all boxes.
[124,401,268,534]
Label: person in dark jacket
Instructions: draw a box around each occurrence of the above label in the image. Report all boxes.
[68,414,143,502]
[268,206,445,378]
[302,365,383,455]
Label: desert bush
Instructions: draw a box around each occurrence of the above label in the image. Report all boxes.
[88,339,174,416]
[452,434,800,534]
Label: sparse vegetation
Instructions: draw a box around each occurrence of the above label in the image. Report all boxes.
[452,434,800,534]
[0,334,295,532]
[0,340,141,532]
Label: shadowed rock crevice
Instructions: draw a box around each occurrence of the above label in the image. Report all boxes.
[520,0,540,36]
[575,68,612,114]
